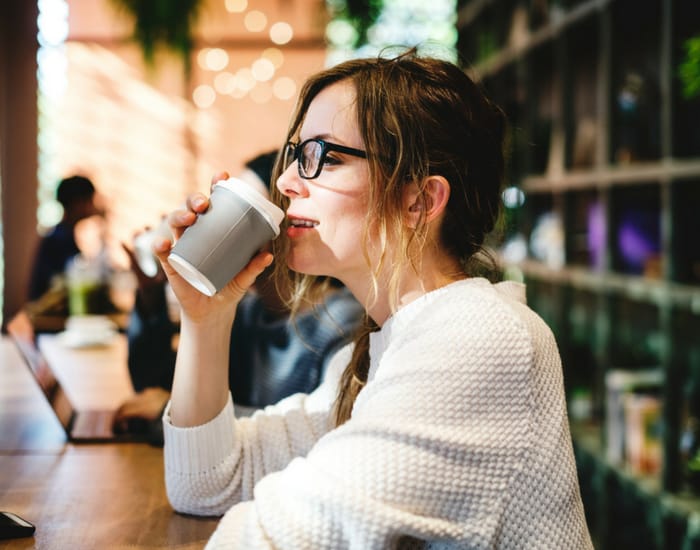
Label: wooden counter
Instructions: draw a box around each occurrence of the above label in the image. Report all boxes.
[0,335,218,548]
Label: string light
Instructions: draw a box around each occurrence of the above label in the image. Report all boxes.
[224,0,247,13]
[234,67,256,92]
[269,22,293,45]
[191,3,300,105]
[214,71,236,94]
[251,58,275,81]
[205,48,229,71]
[244,10,267,32]
[192,84,216,108]
[262,47,284,68]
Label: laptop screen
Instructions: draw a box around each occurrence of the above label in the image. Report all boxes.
[11,335,76,432]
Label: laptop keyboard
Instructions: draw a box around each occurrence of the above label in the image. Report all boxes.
[71,410,115,440]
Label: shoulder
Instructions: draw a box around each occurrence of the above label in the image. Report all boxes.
[440,279,549,339]
[396,279,534,341]
[373,279,558,377]
[359,280,557,417]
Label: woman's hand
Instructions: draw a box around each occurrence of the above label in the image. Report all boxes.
[153,171,274,327]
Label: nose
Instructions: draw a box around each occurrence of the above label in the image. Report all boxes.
[276,162,309,198]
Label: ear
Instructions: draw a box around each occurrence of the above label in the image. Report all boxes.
[403,176,451,228]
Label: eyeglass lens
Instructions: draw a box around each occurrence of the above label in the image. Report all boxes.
[285,140,324,179]
[301,141,322,177]
[284,143,296,170]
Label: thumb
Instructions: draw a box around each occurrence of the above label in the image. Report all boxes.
[223,251,274,298]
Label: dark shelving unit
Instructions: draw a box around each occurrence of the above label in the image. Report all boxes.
[457,0,700,547]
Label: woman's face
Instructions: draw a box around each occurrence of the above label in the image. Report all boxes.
[276,80,374,282]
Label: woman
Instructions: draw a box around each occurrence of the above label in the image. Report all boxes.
[156,51,593,549]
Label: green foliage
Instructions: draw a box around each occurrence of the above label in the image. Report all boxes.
[328,0,384,48]
[109,0,203,78]
[678,36,700,100]
[689,449,700,472]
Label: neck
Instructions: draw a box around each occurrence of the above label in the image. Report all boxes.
[344,257,465,327]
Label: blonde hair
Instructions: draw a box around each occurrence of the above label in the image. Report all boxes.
[271,50,507,425]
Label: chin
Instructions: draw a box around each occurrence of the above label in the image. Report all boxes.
[286,254,326,277]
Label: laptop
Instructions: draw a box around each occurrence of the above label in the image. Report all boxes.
[10,332,148,443]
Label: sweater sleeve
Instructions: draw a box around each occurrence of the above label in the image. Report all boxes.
[162,343,351,516]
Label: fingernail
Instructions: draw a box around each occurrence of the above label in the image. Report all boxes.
[193,197,206,209]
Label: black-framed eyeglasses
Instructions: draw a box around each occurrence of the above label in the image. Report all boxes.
[283,138,367,180]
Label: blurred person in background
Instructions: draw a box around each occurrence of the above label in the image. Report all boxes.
[28,174,102,300]
[6,174,108,340]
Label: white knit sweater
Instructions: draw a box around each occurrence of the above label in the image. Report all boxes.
[163,278,593,549]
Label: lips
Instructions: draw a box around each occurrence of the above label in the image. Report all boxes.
[285,215,319,238]
[288,216,318,228]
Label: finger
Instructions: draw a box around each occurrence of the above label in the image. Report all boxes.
[210,171,230,191]
[167,208,197,240]
[153,236,174,265]
[186,192,210,214]
[113,406,140,433]
[153,238,190,288]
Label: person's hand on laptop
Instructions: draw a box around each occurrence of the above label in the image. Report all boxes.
[113,387,170,434]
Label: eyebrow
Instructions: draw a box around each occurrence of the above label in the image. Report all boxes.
[300,133,332,142]
[303,133,362,150]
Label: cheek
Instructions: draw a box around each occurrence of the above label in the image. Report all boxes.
[338,196,369,228]
[323,205,365,249]
[317,199,368,258]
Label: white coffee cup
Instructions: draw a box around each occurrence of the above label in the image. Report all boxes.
[167,178,284,296]
[134,217,172,277]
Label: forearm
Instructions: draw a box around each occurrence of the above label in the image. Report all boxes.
[169,315,234,427]
[164,382,338,517]
[152,192,275,426]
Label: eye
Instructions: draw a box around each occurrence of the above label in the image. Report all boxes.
[322,154,342,166]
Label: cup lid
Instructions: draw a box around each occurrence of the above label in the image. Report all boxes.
[215,178,284,235]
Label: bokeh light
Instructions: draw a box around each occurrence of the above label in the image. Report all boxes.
[192,84,216,108]
[270,22,293,45]
[214,71,236,94]
[272,76,297,100]
[244,10,267,32]
[235,68,256,91]
[262,47,284,69]
[205,48,229,71]
[251,58,275,81]
[224,0,247,13]
[250,82,273,104]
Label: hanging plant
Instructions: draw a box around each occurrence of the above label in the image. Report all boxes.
[678,35,700,100]
[109,0,203,79]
